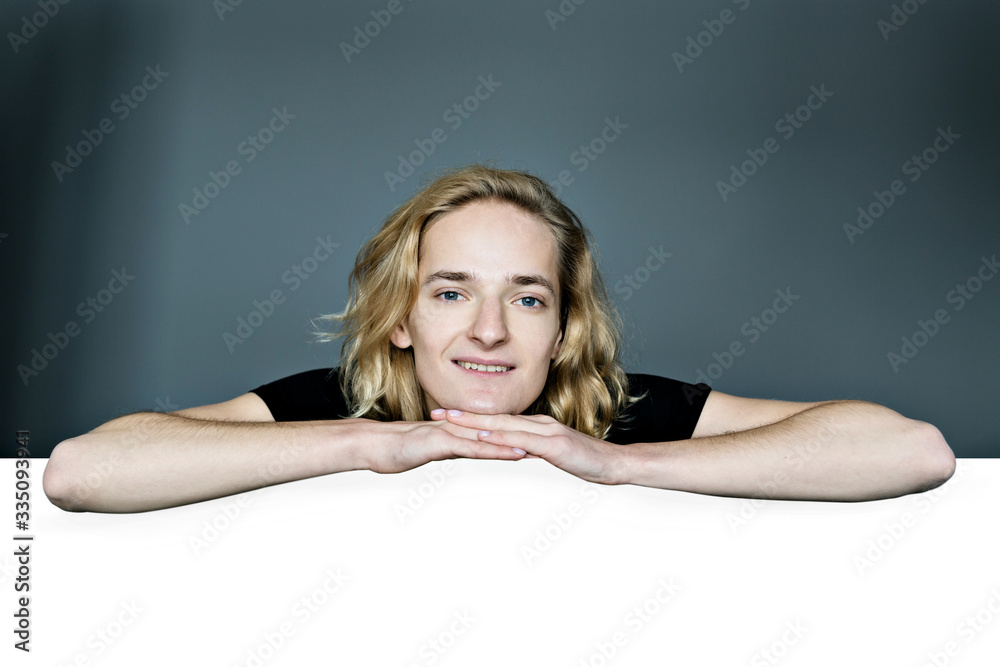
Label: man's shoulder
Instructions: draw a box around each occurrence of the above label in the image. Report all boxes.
[622,371,709,397]
[249,367,346,421]
[606,371,712,444]
[273,367,337,382]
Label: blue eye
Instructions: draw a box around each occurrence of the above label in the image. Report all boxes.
[440,291,461,301]
[519,297,541,308]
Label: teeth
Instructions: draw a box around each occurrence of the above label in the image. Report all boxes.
[457,361,509,373]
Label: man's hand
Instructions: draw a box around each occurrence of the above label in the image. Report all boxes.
[429,400,956,501]
[429,409,626,485]
[358,416,530,475]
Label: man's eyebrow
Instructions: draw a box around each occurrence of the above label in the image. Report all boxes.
[422,270,556,296]
[508,273,557,296]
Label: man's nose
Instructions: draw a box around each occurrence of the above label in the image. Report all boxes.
[469,297,508,346]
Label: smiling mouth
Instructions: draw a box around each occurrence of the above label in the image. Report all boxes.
[453,360,513,373]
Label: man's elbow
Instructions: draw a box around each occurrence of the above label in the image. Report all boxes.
[909,420,956,494]
[43,439,89,512]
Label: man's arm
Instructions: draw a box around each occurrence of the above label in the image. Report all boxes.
[42,393,528,513]
[42,393,370,513]
[619,392,956,501]
[436,393,957,501]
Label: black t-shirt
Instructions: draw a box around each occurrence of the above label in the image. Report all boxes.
[250,368,711,444]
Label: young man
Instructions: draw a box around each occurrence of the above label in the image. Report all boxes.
[43,165,956,513]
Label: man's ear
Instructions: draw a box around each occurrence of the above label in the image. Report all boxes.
[390,320,412,350]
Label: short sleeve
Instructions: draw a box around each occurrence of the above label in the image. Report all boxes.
[249,368,351,422]
[605,373,712,444]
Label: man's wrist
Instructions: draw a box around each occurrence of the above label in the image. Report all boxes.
[615,440,680,489]
[324,418,378,473]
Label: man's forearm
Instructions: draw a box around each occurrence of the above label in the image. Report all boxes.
[43,413,370,513]
[616,401,956,501]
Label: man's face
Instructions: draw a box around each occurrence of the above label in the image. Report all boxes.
[390,200,564,415]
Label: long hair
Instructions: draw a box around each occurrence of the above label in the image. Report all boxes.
[315,164,641,439]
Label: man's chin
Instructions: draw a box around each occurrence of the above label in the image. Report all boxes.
[452,399,523,416]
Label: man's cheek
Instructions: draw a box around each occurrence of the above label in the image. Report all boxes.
[410,306,431,329]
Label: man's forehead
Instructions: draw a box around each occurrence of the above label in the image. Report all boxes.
[417,203,560,291]
[421,269,557,296]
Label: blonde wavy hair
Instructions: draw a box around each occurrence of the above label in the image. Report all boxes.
[316,164,641,439]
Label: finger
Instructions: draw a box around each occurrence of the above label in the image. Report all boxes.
[466,412,553,424]
[444,410,552,434]
[445,437,527,460]
[429,408,447,421]
[437,421,499,441]
[476,429,553,458]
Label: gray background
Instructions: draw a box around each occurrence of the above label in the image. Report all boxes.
[2,0,997,457]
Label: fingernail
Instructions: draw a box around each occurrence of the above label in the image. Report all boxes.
[512,448,526,455]
[431,408,445,416]
[448,409,463,417]
[478,430,491,437]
